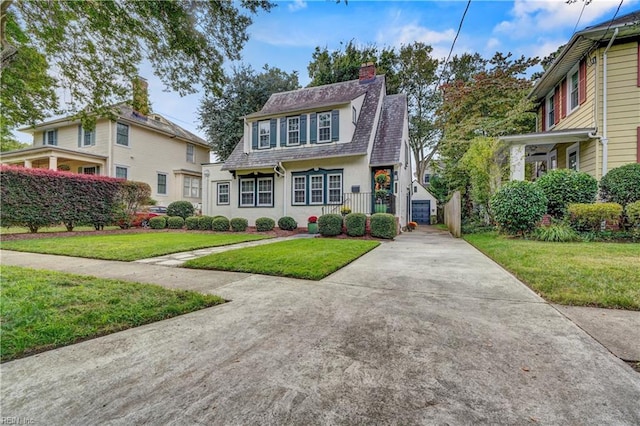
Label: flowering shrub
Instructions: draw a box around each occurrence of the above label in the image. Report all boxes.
[340,205,352,215]
[308,215,318,223]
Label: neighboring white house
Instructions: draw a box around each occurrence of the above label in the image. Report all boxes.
[411,180,437,224]
[1,98,210,207]
[202,65,413,229]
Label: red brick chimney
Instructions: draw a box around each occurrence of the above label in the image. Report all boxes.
[359,62,376,84]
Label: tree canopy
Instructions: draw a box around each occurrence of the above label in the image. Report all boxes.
[198,65,300,161]
[0,0,273,130]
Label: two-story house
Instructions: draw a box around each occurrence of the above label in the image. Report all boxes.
[1,96,210,207]
[502,11,639,181]
[202,65,413,229]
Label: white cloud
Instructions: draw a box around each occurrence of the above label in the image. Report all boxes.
[486,37,500,51]
[288,0,307,12]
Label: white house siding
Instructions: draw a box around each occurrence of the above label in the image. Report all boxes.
[411,181,437,216]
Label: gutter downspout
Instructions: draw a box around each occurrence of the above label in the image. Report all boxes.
[274,162,286,217]
[601,27,618,177]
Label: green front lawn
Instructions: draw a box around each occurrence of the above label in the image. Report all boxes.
[183,238,380,280]
[0,266,225,361]
[464,232,640,310]
[0,232,270,261]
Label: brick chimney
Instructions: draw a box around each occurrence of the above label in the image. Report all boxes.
[359,62,376,84]
[132,76,150,115]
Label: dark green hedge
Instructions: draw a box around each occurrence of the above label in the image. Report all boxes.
[600,163,640,206]
[345,213,366,237]
[149,216,167,229]
[277,216,297,231]
[230,217,248,232]
[370,213,396,239]
[185,216,200,230]
[256,217,275,232]
[212,216,230,231]
[167,216,185,229]
[167,201,194,219]
[318,214,343,236]
[490,181,547,235]
[198,215,213,230]
[534,169,597,218]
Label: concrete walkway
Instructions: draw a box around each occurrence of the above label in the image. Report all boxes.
[1,230,639,424]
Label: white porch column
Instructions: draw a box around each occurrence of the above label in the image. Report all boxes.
[510,144,525,181]
[24,159,32,168]
[48,156,58,170]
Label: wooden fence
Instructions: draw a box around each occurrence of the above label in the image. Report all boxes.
[444,190,461,238]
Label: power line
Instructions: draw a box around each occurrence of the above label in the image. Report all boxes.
[436,0,472,90]
[595,0,624,45]
[572,0,588,34]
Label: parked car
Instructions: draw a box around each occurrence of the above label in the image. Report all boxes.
[148,206,167,214]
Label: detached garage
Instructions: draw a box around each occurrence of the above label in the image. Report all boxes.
[411,180,437,224]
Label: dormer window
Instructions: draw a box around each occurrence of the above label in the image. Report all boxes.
[287,117,300,146]
[318,112,332,143]
[258,120,270,149]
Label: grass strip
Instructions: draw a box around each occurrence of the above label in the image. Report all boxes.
[183,238,380,280]
[464,232,640,310]
[0,232,270,261]
[0,265,225,361]
[1,226,120,235]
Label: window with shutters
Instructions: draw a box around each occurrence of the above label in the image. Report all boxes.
[287,117,300,146]
[43,129,57,146]
[328,174,342,204]
[318,112,331,143]
[568,65,580,112]
[259,121,270,149]
[79,127,95,147]
[546,92,555,129]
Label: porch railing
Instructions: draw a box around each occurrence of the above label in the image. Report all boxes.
[321,192,396,215]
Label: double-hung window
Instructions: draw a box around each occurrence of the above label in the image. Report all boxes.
[157,173,167,195]
[310,175,324,204]
[217,182,230,205]
[327,174,342,204]
[116,122,129,146]
[240,179,255,206]
[186,143,195,163]
[115,166,128,179]
[258,121,270,149]
[546,93,555,129]
[318,112,331,143]
[287,117,300,146]
[79,127,94,147]
[292,176,306,205]
[183,177,201,198]
[569,68,579,112]
[43,129,57,146]
[257,178,273,206]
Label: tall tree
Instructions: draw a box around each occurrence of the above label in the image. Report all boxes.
[1,0,273,129]
[199,65,300,161]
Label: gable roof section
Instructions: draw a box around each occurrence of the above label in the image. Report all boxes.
[530,10,640,102]
[370,94,407,166]
[222,76,386,171]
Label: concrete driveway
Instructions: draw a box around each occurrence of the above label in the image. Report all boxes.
[1,230,639,424]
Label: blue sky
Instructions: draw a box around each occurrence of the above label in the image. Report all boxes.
[18,0,640,143]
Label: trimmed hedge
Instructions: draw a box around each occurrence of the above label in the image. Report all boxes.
[0,166,122,232]
[255,217,275,232]
[534,169,597,218]
[149,216,167,229]
[166,201,194,219]
[167,216,185,229]
[185,216,200,230]
[212,216,230,232]
[318,214,343,236]
[370,213,396,239]
[345,213,367,237]
[277,216,297,231]
[198,215,213,231]
[600,163,640,206]
[626,201,640,228]
[568,202,623,232]
[490,180,547,235]
[230,217,248,232]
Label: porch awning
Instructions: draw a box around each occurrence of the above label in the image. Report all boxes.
[499,128,596,146]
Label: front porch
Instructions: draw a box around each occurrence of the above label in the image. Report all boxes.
[0,146,107,174]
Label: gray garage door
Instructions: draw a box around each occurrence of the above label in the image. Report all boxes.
[411,200,431,224]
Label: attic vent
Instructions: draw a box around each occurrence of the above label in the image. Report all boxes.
[153,115,161,121]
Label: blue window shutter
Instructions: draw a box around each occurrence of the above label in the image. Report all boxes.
[270,119,277,148]
[252,122,258,150]
[300,115,307,144]
[77,167,82,173]
[78,126,82,147]
[280,118,286,146]
[42,132,46,145]
[91,129,96,145]
[331,110,339,141]
[310,113,317,144]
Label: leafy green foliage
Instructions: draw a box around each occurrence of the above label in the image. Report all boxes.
[230,217,248,232]
[167,216,184,229]
[0,265,225,361]
[116,181,152,228]
[199,64,299,160]
[277,216,298,231]
[626,201,640,228]
[255,217,275,232]
[184,239,380,281]
[148,216,166,229]
[533,224,579,242]
[599,163,640,206]
[370,213,397,239]
[0,166,121,232]
[166,201,194,219]
[534,169,598,218]
[318,214,343,236]
[2,1,273,129]
[212,216,230,232]
[185,216,200,230]
[567,203,623,232]
[344,213,367,237]
[198,215,213,231]
[490,181,547,235]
